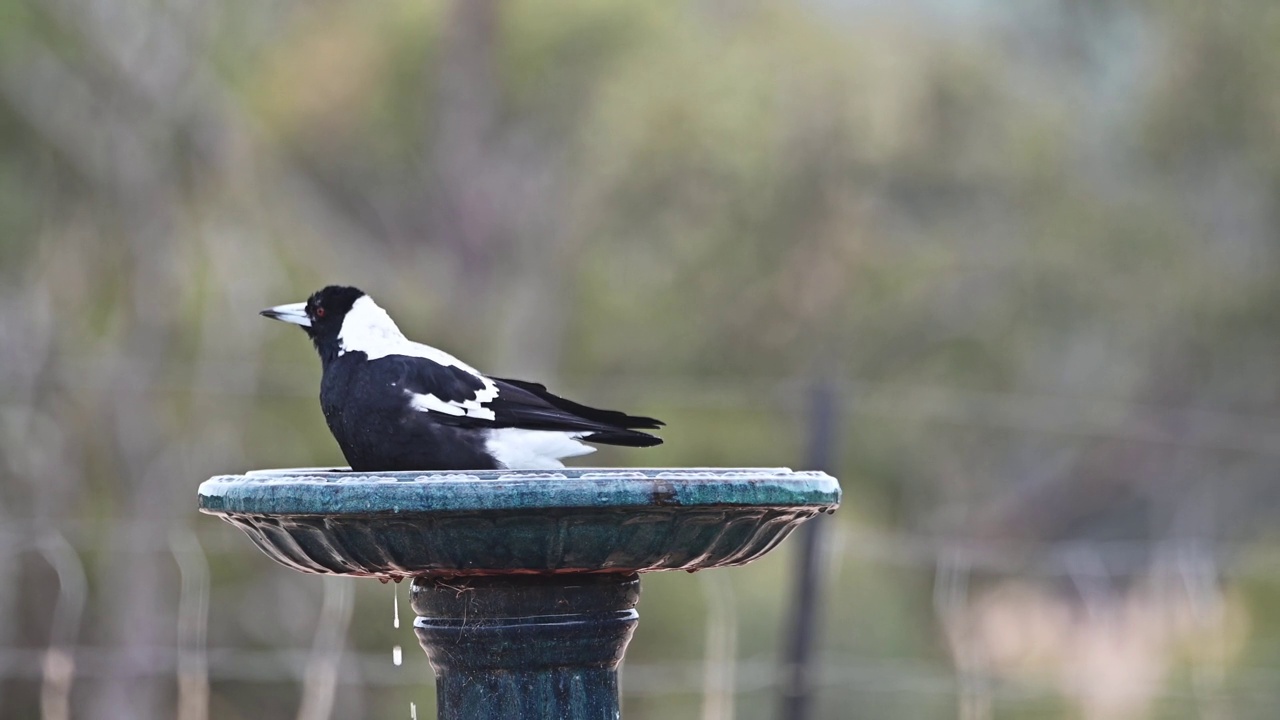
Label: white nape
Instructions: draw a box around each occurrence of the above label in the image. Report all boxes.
[484,428,596,469]
[336,296,407,359]
[339,295,500,404]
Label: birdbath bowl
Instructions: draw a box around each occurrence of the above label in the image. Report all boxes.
[198,467,840,719]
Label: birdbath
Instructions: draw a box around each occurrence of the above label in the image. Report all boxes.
[198,467,841,719]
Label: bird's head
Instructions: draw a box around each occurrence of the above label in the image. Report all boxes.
[261,285,372,361]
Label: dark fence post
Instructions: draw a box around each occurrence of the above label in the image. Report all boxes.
[779,378,840,720]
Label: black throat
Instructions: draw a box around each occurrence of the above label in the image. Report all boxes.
[311,333,343,370]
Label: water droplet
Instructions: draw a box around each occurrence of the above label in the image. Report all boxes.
[393,645,402,666]
[394,585,400,629]
[410,702,417,720]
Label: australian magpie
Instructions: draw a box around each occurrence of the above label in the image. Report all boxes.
[260,285,663,471]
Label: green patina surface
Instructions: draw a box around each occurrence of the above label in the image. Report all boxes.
[196,467,840,578]
[198,467,840,516]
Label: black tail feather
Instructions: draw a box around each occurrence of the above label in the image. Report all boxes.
[583,429,664,448]
[492,377,665,431]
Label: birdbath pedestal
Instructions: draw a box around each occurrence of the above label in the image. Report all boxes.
[198,468,841,719]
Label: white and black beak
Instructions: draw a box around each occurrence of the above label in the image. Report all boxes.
[260,302,311,327]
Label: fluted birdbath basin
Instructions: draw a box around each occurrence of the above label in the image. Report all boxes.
[198,467,840,719]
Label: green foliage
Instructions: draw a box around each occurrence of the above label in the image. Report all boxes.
[3,1,1280,718]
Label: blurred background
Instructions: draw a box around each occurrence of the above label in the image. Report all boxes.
[2,0,1280,718]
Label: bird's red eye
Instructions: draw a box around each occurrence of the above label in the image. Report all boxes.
[315,307,326,318]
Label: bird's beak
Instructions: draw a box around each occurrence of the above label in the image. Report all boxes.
[260,302,311,327]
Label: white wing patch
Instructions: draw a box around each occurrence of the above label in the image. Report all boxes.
[484,428,596,469]
[341,295,500,410]
[407,390,497,421]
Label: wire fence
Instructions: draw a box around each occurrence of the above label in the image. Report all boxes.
[4,343,1278,718]
[1,512,1276,718]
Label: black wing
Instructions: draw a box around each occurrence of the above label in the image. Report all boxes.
[388,355,663,447]
[485,376,664,447]
[391,356,491,404]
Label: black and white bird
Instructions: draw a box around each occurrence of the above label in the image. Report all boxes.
[261,286,663,471]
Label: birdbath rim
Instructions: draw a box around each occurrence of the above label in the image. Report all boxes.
[198,466,840,516]
[196,467,840,577]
